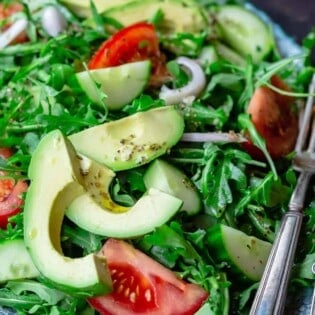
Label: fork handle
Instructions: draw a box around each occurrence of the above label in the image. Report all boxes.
[250,211,304,315]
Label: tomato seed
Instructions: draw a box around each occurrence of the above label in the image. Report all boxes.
[145,289,152,302]
[129,292,136,303]
[117,285,124,293]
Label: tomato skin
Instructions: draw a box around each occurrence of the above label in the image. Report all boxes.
[0,2,23,20]
[88,239,208,315]
[0,148,28,229]
[88,22,159,69]
[0,148,13,160]
[88,22,169,85]
[0,2,28,44]
[246,75,298,159]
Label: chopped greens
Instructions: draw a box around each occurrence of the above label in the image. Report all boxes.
[0,0,314,314]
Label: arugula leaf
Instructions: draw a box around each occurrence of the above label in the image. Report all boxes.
[137,222,230,314]
[62,224,105,255]
[197,144,251,218]
[160,32,207,57]
[293,253,315,280]
[0,279,88,314]
[122,94,164,115]
[181,97,233,130]
[138,223,201,268]
[238,113,277,177]
[238,282,259,310]
[0,212,24,240]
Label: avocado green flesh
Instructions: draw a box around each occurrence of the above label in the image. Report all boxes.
[66,157,183,238]
[76,60,151,110]
[216,5,273,62]
[207,224,272,281]
[68,106,185,171]
[77,155,128,213]
[0,239,39,283]
[60,0,129,17]
[101,0,207,34]
[144,159,201,215]
[67,187,182,238]
[24,130,112,295]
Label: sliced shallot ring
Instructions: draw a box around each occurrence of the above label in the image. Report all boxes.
[0,18,28,49]
[181,132,247,143]
[159,56,206,105]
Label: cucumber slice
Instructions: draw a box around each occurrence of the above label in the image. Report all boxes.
[207,224,272,281]
[215,5,274,62]
[214,41,246,66]
[0,239,39,283]
[143,159,202,215]
[76,60,151,110]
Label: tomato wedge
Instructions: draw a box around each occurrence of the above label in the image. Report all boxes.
[0,148,28,229]
[0,2,28,44]
[88,239,208,315]
[88,22,169,85]
[245,75,298,159]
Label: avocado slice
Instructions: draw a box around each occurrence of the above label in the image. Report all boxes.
[24,130,112,295]
[60,0,129,18]
[91,0,207,34]
[76,60,151,110]
[68,106,185,171]
[66,156,183,238]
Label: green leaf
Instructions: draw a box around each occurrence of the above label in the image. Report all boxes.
[203,73,243,99]
[238,282,259,310]
[238,113,277,177]
[293,253,315,280]
[89,0,106,36]
[62,224,104,255]
[122,94,164,115]
[181,97,232,130]
[139,223,201,268]
[250,173,291,207]
[111,178,135,207]
[7,280,66,305]
[199,144,251,218]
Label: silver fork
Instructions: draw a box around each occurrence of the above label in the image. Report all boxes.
[310,263,315,315]
[250,74,315,315]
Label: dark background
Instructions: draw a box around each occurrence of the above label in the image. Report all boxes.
[251,0,314,63]
[251,0,314,43]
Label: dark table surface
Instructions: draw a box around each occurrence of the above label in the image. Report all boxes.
[251,0,314,44]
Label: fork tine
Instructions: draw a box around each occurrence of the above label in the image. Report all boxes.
[250,74,315,315]
[295,74,315,153]
[307,116,315,152]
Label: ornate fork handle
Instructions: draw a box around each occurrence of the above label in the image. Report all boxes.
[250,211,303,315]
[250,74,315,315]
[250,172,311,314]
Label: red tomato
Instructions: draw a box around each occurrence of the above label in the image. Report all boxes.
[246,75,298,159]
[88,239,208,315]
[0,148,13,160]
[0,148,28,229]
[0,2,28,44]
[88,22,169,85]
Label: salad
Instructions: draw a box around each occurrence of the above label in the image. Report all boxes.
[0,0,314,314]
